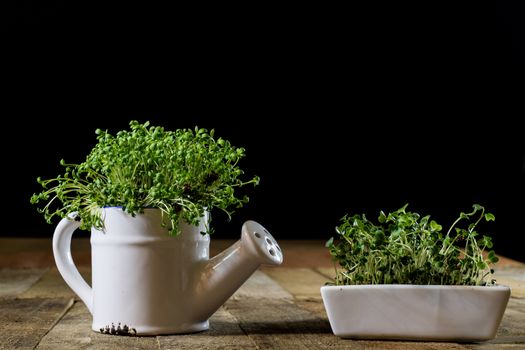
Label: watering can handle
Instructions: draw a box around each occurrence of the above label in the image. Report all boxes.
[52,212,93,313]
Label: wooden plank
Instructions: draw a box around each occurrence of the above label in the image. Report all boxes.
[315,266,337,281]
[18,267,91,300]
[495,266,525,281]
[467,344,525,350]
[0,268,48,298]
[224,297,356,349]
[494,277,525,299]
[0,297,73,350]
[495,302,525,339]
[223,269,343,348]
[36,301,159,350]
[507,297,525,313]
[467,333,525,350]
[359,341,468,350]
[261,267,327,300]
[275,240,333,268]
[0,238,91,269]
[231,270,293,301]
[295,298,329,320]
[158,307,256,349]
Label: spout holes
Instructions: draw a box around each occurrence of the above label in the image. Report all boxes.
[263,228,269,234]
[276,245,281,252]
[265,237,273,245]
[254,232,261,238]
[269,248,276,256]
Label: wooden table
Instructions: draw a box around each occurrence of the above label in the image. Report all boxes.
[1,238,524,349]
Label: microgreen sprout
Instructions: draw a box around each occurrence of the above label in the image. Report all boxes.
[30,120,259,235]
[326,204,499,286]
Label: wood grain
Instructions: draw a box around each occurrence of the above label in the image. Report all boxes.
[261,267,327,299]
[158,308,255,350]
[36,302,158,350]
[0,268,47,298]
[0,298,73,350]
[18,267,91,300]
[225,297,354,349]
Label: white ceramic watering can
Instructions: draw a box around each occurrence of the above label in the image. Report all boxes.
[53,207,283,335]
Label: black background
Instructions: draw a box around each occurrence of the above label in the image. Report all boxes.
[2,3,524,262]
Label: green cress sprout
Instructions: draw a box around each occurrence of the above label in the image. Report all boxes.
[326,204,499,286]
[31,120,260,236]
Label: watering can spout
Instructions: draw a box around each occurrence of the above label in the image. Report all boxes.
[190,221,283,321]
